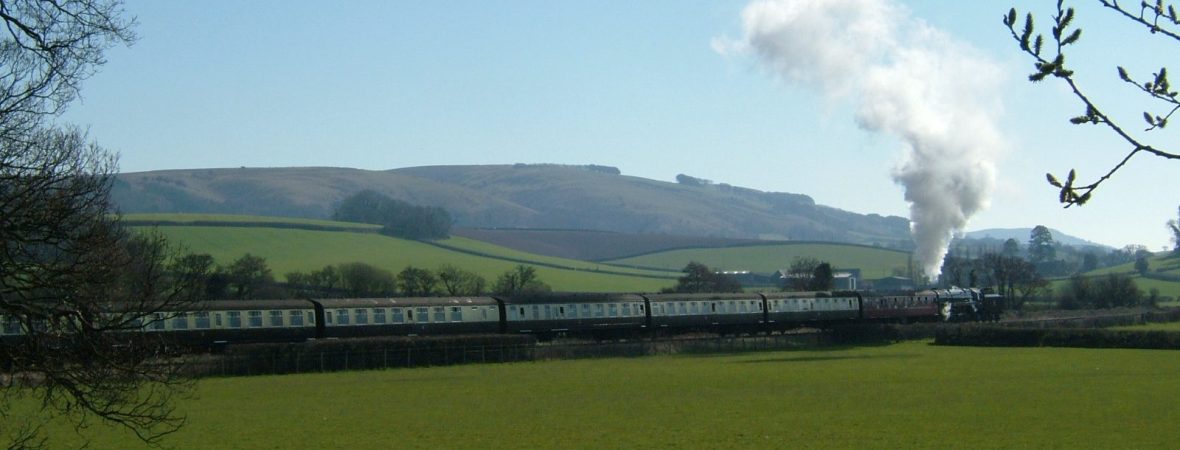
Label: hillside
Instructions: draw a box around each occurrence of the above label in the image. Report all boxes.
[452,228,765,261]
[128,214,676,293]
[607,243,912,280]
[113,164,913,246]
[964,228,1111,250]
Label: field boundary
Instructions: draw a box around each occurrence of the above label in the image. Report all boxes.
[184,333,830,378]
[420,240,679,280]
[602,239,913,264]
[125,219,381,234]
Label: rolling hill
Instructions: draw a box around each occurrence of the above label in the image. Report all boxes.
[127,214,677,293]
[113,164,913,246]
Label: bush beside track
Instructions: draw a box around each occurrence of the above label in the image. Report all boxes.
[934,326,1180,350]
[185,334,537,377]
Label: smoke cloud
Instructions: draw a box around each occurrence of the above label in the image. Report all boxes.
[717,0,1006,278]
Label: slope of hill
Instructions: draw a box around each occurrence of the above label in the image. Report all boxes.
[607,243,912,280]
[964,228,1111,249]
[452,228,765,261]
[130,219,675,293]
[113,164,913,246]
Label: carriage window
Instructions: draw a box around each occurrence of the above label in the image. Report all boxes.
[290,310,304,326]
[248,310,263,327]
[609,304,618,317]
[335,309,349,325]
[433,307,446,322]
[690,302,699,314]
[393,308,405,323]
[172,312,188,330]
[229,311,242,328]
[2,317,19,335]
[623,304,633,316]
[195,312,211,329]
[639,304,645,314]
[678,302,687,315]
[150,312,166,330]
[416,307,429,322]
[373,308,387,324]
[544,305,552,319]
[451,306,462,322]
[481,307,489,320]
[519,307,526,318]
[739,302,747,313]
[595,304,605,317]
[270,310,284,327]
[215,313,223,327]
[567,305,577,318]
[532,306,540,320]
[355,309,368,325]
[582,304,591,317]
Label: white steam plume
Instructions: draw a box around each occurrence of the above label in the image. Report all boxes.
[717,0,1006,278]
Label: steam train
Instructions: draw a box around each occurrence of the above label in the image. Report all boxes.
[6,288,999,346]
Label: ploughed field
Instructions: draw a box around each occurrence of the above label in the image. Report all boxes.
[49,341,1180,449]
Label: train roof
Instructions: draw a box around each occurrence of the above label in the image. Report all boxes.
[313,297,499,308]
[497,292,646,305]
[642,292,763,302]
[172,299,316,311]
[760,291,854,300]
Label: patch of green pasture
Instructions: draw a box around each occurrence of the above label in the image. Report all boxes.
[1047,274,1180,299]
[437,236,678,278]
[48,341,1180,449]
[609,243,910,279]
[1086,253,1180,277]
[140,226,670,292]
[123,212,381,230]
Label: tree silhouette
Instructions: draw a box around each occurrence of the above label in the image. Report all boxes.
[1004,1,1180,206]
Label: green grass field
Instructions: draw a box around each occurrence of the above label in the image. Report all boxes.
[139,226,672,293]
[608,243,911,279]
[431,236,677,278]
[41,341,1180,449]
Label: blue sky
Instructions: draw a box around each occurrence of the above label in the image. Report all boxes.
[58,1,1180,250]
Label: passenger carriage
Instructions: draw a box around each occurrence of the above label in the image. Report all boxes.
[644,292,765,335]
[142,299,319,346]
[861,292,940,323]
[762,291,860,329]
[315,297,502,338]
[499,293,647,339]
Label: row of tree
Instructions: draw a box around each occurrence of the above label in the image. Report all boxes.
[170,253,553,299]
[332,190,453,240]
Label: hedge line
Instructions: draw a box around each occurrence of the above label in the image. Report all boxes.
[934,326,1180,350]
[186,334,537,377]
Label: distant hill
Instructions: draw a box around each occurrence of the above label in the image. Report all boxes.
[963,228,1112,250]
[113,164,913,246]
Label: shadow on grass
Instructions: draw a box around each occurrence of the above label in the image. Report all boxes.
[735,353,920,364]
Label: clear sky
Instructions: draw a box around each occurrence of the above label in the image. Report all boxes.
[57,0,1180,251]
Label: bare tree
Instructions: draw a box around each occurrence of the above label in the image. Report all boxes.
[0,0,198,447]
[1004,1,1180,206]
[437,264,486,296]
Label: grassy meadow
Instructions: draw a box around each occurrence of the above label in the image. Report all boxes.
[45,340,1180,449]
[609,243,911,279]
[137,225,673,293]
